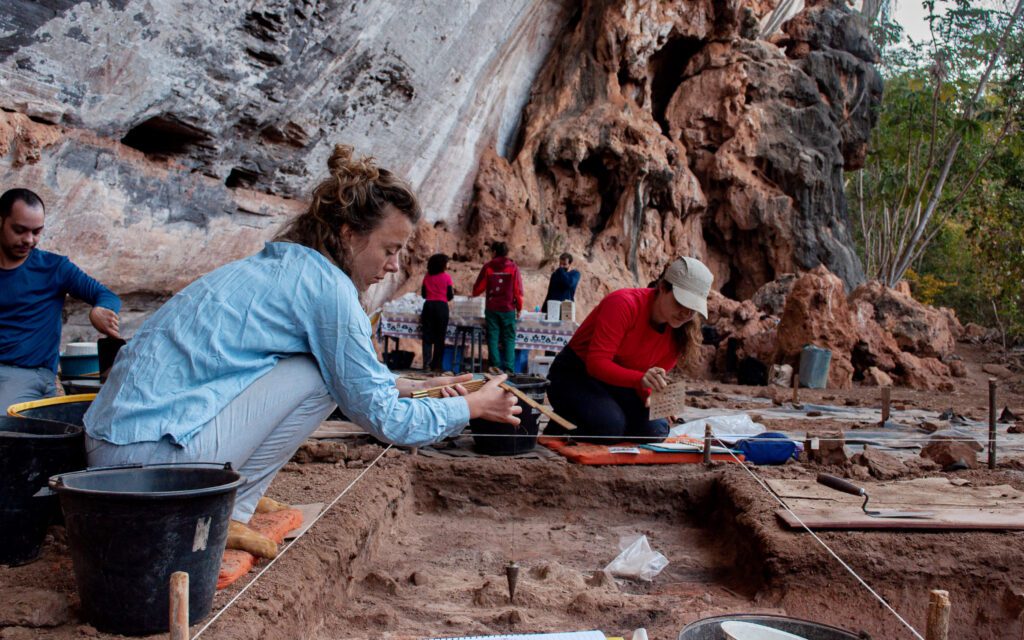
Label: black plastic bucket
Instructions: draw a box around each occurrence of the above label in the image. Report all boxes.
[471,375,550,455]
[0,416,85,566]
[49,463,245,635]
[9,394,93,427]
[678,614,861,639]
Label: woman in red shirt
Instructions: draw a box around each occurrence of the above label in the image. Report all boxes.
[421,253,455,371]
[546,257,712,443]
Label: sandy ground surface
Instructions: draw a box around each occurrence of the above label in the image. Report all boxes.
[1,341,1022,640]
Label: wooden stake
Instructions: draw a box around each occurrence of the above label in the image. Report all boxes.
[989,378,998,470]
[169,571,189,640]
[925,589,950,640]
[881,386,891,426]
[791,370,799,405]
[703,424,712,465]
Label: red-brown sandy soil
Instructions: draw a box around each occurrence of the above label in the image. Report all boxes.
[1,341,1021,640]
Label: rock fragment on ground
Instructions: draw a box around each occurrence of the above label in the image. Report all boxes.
[0,588,69,627]
[851,447,906,479]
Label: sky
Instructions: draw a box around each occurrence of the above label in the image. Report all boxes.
[890,0,1010,43]
[891,0,933,42]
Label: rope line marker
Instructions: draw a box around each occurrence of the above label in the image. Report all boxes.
[719,441,926,640]
[192,444,395,639]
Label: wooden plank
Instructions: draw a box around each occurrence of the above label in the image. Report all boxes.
[766,477,1024,509]
[777,507,1024,531]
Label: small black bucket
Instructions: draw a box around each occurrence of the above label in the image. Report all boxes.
[49,463,245,635]
[0,416,85,566]
[678,614,861,639]
[10,394,93,427]
[471,375,550,455]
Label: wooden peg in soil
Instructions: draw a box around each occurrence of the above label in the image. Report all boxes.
[791,370,799,405]
[925,589,950,640]
[170,571,189,640]
[989,378,998,470]
[703,424,713,465]
[881,386,891,426]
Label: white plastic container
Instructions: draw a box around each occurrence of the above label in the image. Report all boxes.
[546,300,561,322]
[64,342,98,356]
[528,355,554,378]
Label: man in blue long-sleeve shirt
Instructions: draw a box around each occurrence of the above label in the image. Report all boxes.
[544,252,581,308]
[0,188,121,412]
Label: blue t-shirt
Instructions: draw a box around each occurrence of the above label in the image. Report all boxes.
[84,242,469,447]
[0,249,121,372]
[544,267,580,303]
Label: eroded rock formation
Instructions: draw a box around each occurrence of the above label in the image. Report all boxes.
[3,0,893,372]
[463,0,880,310]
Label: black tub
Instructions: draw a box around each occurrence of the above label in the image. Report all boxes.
[49,463,245,635]
[0,416,85,565]
[471,375,550,455]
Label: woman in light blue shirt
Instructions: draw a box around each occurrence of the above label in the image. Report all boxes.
[84,144,520,558]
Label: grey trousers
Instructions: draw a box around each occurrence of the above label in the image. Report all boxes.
[0,364,59,415]
[86,355,337,522]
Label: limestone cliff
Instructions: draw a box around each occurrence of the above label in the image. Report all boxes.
[0,0,880,333]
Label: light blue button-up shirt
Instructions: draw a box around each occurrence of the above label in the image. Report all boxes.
[84,242,469,447]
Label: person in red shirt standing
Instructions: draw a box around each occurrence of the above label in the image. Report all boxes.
[545,256,712,443]
[420,253,454,371]
[472,241,524,373]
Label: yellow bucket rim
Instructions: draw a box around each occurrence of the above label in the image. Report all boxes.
[7,393,97,417]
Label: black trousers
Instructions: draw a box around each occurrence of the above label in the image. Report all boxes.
[420,301,449,371]
[546,347,669,444]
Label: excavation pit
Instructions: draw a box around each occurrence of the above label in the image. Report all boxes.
[3,437,1024,639]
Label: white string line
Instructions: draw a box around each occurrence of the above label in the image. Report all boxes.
[719,443,926,640]
[316,431,1016,445]
[192,444,395,639]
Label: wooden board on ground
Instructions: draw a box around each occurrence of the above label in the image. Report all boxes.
[777,508,1024,531]
[766,477,1024,509]
[311,420,362,439]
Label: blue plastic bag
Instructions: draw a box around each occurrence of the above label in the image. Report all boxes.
[736,432,797,465]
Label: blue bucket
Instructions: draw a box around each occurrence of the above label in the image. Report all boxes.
[60,354,100,377]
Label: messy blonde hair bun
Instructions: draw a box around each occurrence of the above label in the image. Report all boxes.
[275,144,421,270]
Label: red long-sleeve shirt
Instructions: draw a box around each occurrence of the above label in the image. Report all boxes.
[471,256,524,312]
[566,288,681,393]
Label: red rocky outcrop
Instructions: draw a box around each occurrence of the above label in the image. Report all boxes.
[775,267,857,388]
[850,282,960,358]
[463,0,881,307]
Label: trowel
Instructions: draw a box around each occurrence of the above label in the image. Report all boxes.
[816,474,934,519]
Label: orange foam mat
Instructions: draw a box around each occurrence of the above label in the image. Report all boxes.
[539,436,744,465]
[217,508,304,590]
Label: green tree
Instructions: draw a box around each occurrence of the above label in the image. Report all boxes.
[853,0,1024,339]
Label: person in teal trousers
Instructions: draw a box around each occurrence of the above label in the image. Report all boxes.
[472,241,524,373]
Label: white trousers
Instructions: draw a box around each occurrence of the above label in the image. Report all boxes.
[86,356,337,522]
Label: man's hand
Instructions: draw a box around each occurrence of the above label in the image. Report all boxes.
[89,306,121,338]
[641,367,669,393]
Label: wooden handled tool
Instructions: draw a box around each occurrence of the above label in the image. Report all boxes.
[413,375,577,431]
[495,379,577,432]
[411,378,487,398]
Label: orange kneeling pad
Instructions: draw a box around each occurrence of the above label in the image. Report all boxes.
[217,508,303,589]
[539,436,744,465]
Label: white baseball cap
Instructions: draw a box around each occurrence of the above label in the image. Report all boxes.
[663,256,713,318]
